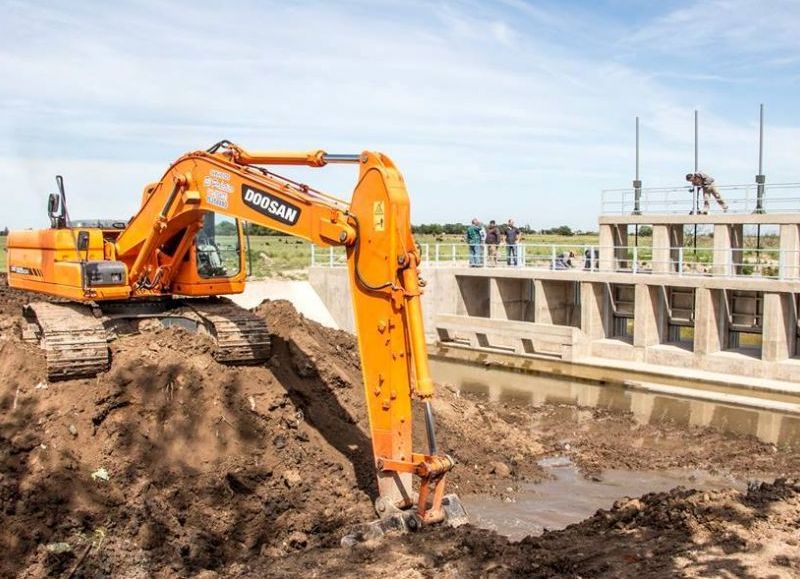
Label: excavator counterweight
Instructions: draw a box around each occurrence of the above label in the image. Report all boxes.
[6,141,466,530]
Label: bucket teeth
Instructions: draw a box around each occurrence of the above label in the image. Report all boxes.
[440,493,469,528]
[340,493,468,546]
[340,512,416,547]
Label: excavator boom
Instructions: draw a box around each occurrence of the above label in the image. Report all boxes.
[6,141,466,529]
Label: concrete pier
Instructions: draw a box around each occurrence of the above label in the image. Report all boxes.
[311,263,800,385]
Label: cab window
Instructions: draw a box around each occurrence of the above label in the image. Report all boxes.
[196,213,241,278]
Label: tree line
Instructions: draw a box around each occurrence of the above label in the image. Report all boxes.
[0,223,603,238]
[222,222,598,236]
[411,223,598,236]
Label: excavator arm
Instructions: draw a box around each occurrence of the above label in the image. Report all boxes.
[112,142,464,528]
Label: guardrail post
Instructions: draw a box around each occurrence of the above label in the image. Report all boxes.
[755,104,766,214]
[678,247,684,276]
[451,244,456,264]
[550,245,556,269]
[310,244,315,267]
[633,117,642,214]
[632,246,638,274]
[329,246,334,267]
[435,244,440,266]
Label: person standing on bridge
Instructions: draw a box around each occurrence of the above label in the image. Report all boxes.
[485,220,500,266]
[505,219,521,266]
[686,172,728,214]
[466,218,483,267]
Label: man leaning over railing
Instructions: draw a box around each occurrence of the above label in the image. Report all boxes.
[686,172,729,214]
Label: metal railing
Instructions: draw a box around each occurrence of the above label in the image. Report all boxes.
[310,243,600,270]
[310,244,349,268]
[601,183,800,215]
[420,243,601,271]
[310,242,800,280]
[609,246,797,280]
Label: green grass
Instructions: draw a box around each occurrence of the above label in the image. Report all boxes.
[0,230,783,280]
[239,235,317,279]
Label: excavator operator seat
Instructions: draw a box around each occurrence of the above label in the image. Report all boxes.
[195,212,241,279]
[196,238,226,277]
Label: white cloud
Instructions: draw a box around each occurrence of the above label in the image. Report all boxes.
[0,0,799,232]
[627,0,800,54]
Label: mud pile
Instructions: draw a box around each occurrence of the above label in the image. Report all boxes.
[2,274,800,578]
[486,399,800,480]
[0,280,542,578]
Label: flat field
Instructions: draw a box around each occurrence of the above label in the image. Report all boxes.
[0,230,780,279]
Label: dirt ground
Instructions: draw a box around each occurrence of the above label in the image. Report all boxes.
[1,274,799,578]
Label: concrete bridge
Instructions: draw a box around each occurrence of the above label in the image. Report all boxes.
[309,210,800,428]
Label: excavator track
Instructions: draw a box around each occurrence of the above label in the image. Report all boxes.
[22,298,270,381]
[182,299,272,365]
[23,302,110,381]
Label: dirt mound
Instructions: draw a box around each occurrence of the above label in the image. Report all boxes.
[0,312,375,577]
[256,300,547,497]
[0,273,36,339]
[0,293,544,577]
[497,403,800,481]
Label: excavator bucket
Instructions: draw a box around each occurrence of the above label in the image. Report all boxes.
[340,494,468,546]
[441,494,470,526]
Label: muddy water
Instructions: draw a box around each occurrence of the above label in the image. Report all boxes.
[466,456,744,541]
[430,358,800,446]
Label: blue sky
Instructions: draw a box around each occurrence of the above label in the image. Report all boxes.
[1,0,799,230]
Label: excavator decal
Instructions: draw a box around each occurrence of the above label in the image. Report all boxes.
[373,200,385,232]
[242,184,301,225]
[203,169,233,209]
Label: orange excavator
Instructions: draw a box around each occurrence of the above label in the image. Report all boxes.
[6,140,466,533]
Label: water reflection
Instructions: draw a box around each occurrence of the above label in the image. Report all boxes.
[430,358,800,447]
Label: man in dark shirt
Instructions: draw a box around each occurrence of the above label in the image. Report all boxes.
[485,220,500,266]
[505,219,521,266]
